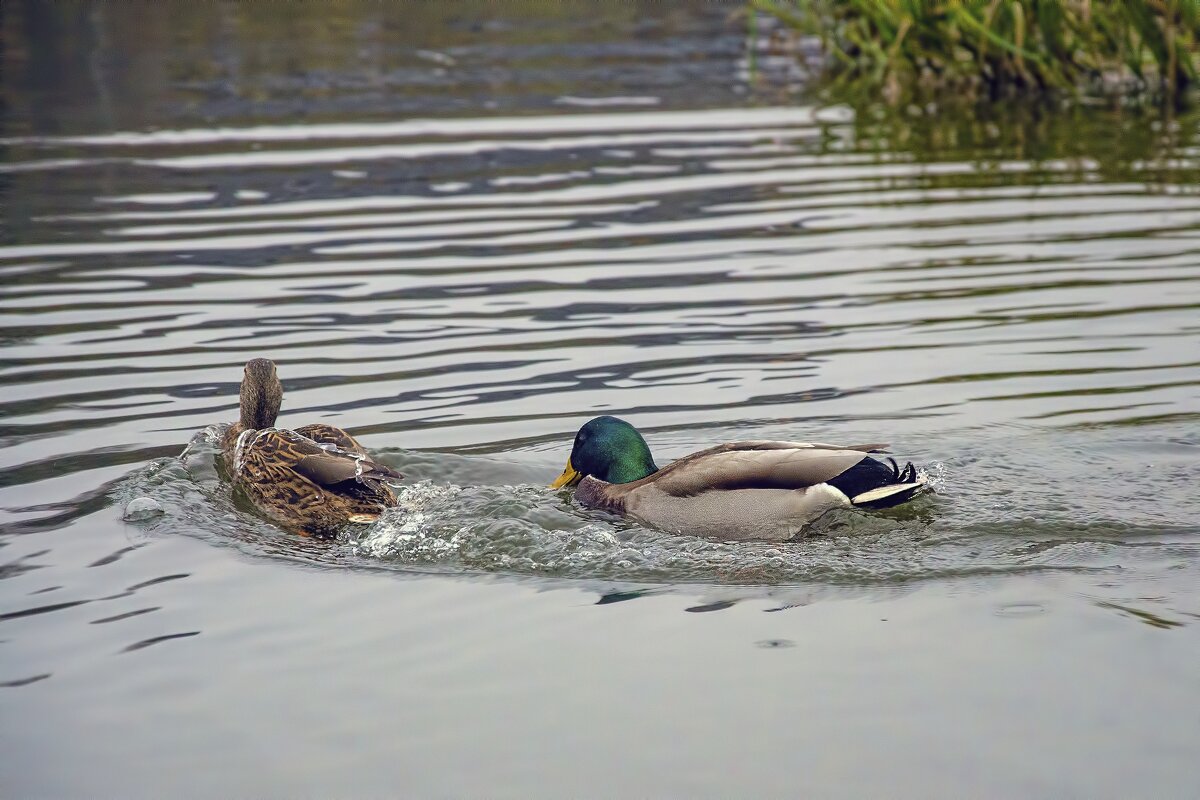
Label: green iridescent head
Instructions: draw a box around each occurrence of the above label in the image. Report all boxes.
[551,415,659,488]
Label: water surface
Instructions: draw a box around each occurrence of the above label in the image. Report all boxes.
[2,4,1199,797]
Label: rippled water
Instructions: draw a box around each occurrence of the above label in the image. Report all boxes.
[3,4,1200,797]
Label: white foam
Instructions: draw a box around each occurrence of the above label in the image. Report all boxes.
[353,481,463,559]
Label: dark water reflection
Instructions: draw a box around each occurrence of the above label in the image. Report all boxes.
[3,3,1200,797]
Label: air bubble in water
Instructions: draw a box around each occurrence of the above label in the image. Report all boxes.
[124,497,165,521]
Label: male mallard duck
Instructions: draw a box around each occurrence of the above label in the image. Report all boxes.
[219,358,401,536]
[550,415,926,541]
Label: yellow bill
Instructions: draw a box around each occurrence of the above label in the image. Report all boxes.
[550,458,582,489]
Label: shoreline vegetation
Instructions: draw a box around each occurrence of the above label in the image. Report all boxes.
[751,0,1199,109]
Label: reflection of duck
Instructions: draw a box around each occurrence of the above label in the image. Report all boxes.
[551,416,926,541]
[219,359,401,536]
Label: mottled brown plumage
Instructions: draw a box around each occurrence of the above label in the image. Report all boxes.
[219,359,401,537]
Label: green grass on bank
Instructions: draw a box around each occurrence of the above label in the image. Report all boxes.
[753,0,1199,107]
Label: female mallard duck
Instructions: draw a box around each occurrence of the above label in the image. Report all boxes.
[550,415,926,541]
[219,358,401,537]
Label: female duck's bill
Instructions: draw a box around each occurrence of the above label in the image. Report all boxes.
[549,415,926,541]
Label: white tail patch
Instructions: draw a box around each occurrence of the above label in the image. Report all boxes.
[851,478,925,506]
[347,513,379,524]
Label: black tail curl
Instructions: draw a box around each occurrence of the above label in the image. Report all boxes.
[827,454,919,500]
[885,456,917,484]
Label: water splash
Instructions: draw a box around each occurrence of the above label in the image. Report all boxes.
[101,415,1200,589]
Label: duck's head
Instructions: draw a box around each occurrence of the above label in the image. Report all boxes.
[239,358,283,430]
[550,415,659,488]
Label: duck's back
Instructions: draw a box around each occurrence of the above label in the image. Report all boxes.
[578,439,911,541]
[646,440,880,495]
[232,427,400,536]
[294,423,369,456]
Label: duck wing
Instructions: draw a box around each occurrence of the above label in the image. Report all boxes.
[239,428,402,490]
[293,450,401,490]
[294,423,369,457]
[643,440,876,497]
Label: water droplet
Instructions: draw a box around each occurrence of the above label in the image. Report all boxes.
[123,497,164,522]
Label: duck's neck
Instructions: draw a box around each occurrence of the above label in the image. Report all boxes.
[604,449,658,484]
[241,402,277,431]
[239,384,280,431]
